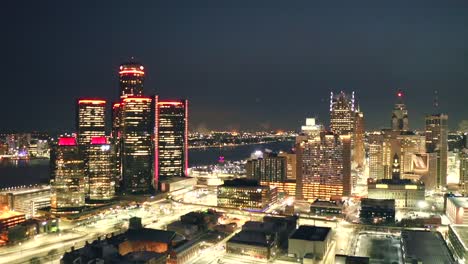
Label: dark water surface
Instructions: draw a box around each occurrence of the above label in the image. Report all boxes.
[0,141,293,188]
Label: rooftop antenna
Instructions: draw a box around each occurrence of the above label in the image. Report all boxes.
[433,90,439,110]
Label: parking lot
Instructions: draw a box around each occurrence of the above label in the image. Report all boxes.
[354,232,402,264]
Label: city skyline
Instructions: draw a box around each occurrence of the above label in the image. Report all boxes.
[2,1,468,133]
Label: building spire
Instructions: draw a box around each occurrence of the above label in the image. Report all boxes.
[433,89,439,110]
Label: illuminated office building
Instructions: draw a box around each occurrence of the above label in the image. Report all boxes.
[119,62,145,99]
[0,185,50,218]
[246,152,296,196]
[278,152,297,180]
[399,134,426,174]
[76,99,106,147]
[246,152,287,182]
[368,132,384,179]
[425,114,448,188]
[353,108,365,168]
[86,137,116,202]
[296,132,351,201]
[217,179,277,211]
[448,132,465,152]
[50,137,85,214]
[111,102,121,139]
[369,153,427,209]
[111,102,122,188]
[330,91,355,135]
[391,90,409,131]
[120,97,154,194]
[301,118,322,137]
[380,131,426,180]
[155,97,188,186]
[460,150,468,194]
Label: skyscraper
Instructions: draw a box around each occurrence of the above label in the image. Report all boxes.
[154,97,188,187]
[111,102,121,139]
[391,90,409,132]
[368,131,384,179]
[76,99,106,147]
[460,150,468,194]
[120,97,154,194]
[425,114,448,188]
[296,132,351,201]
[330,91,354,135]
[50,137,85,214]
[86,136,116,202]
[353,108,365,169]
[119,62,145,99]
[246,152,287,183]
[111,102,122,188]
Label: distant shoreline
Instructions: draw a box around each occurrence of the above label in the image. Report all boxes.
[188,139,294,149]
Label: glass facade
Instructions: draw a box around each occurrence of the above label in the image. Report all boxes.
[330,91,354,135]
[296,132,351,200]
[217,180,277,211]
[86,137,116,202]
[155,97,188,185]
[76,99,106,147]
[246,153,287,183]
[50,137,85,214]
[425,114,448,188]
[120,97,154,194]
[119,63,144,99]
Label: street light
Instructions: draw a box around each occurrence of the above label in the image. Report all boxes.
[417,201,428,212]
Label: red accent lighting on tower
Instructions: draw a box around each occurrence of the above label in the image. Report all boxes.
[90,136,107,145]
[78,99,106,105]
[58,137,77,146]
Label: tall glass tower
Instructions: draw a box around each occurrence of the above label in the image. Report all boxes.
[120,96,154,194]
[154,97,188,187]
[119,62,145,99]
[76,99,106,147]
[50,137,85,214]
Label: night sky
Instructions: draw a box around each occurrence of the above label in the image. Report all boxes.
[2,1,468,134]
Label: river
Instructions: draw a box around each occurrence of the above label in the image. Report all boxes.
[0,141,294,188]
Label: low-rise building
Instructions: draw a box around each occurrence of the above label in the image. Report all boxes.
[310,199,344,217]
[335,254,370,264]
[359,198,395,225]
[401,230,454,264]
[0,185,51,218]
[61,217,175,264]
[446,196,468,224]
[167,210,220,240]
[168,239,202,264]
[159,176,197,193]
[226,220,282,260]
[263,215,298,249]
[217,179,277,211]
[447,225,468,263]
[288,225,333,262]
[367,178,425,209]
[0,210,26,232]
[226,230,277,260]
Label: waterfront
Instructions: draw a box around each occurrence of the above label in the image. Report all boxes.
[0,141,293,188]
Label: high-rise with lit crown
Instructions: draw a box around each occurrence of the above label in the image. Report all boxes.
[425,113,448,188]
[120,96,154,194]
[76,99,106,147]
[119,62,145,99]
[391,90,409,132]
[330,91,355,135]
[50,137,85,214]
[86,136,116,202]
[154,97,188,186]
